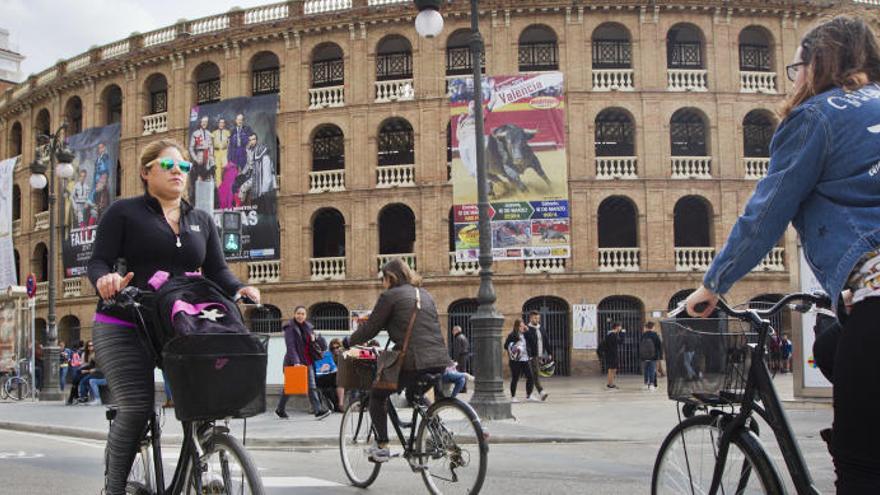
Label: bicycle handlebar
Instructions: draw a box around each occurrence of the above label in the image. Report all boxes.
[680,292,831,326]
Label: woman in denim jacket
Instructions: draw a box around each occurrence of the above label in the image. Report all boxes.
[686,16,880,492]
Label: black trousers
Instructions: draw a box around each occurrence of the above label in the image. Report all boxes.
[832,298,880,493]
[369,367,445,444]
[509,360,533,398]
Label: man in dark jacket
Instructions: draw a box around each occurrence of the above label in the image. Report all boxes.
[602,322,623,389]
[450,325,470,392]
[640,321,663,391]
[525,311,550,401]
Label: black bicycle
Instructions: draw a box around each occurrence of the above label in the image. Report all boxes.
[338,349,488,494]
[651,292,831,495]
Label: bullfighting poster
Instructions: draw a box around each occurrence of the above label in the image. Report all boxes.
[62,123,120,277]
[188,94,280,261]
[0,156,17,287]
[449,73,570,261]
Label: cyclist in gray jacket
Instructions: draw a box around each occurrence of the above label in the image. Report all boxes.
[685,16,880,493]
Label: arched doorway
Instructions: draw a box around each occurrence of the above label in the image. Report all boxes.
[748,294,787,337]
[248,304,282,334]
[597,296,644,373]
[58,315,81,345]
[447,299,478,373]
[522,296,570,376]
[668,289,695,312]
[310,302,350,332]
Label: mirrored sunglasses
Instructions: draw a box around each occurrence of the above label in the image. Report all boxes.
[153,157,192,174]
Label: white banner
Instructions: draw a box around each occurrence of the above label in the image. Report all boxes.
[572,304,598,349]
[799,247,832,388]
[0,156,18,288]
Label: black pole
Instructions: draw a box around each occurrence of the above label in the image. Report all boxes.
[465,0,512,420]
[39,126,65,400]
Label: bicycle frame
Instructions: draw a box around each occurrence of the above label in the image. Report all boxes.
[387,397,429,466]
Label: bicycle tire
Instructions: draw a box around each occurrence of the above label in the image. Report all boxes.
[5,377,29,401]
[186,432,264,495]
[339,399,381,488]
[416,398,488,495]
[104,440,154,495]
[652,414,784,495]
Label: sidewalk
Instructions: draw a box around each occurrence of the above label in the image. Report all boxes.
[0,374,827,448]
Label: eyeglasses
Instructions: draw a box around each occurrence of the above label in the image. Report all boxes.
[785,62,806,83]
[151,157,192,174]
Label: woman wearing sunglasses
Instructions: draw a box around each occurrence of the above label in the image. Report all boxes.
[87,139,261,494]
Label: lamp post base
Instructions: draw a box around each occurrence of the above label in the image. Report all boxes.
[469,311,513,420]
[38,345,64,401]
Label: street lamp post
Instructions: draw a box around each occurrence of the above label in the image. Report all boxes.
[414,0,512,420]
[29,123,75,401]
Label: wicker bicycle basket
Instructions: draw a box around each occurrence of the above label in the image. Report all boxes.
[337,356,377,391]
[659,318,757,405]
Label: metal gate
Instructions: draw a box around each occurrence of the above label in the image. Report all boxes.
[249,304,282,334]
[310,302,350,332]
[668,289,695,312]
[597,296,644,374]
[522,296,571,376]
[748,295,786,335]
[447,299,478,373]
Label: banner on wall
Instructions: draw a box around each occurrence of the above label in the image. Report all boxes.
[572,304,598,350]
[449,72,570,261]
[0,156,18,287]
[799,247,832,389]
[188,94,280,261]
[62,123,121,277]
[350,310,372,334]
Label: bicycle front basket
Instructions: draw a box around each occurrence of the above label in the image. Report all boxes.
[337,356,376,391]
[660,318,756,405]
[163,333,268,422]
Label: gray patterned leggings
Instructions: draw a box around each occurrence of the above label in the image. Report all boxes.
[93,322,155,495]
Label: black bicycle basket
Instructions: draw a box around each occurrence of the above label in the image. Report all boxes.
[337,356,377,391]
[660,318,756,405]
[162,333,269,421]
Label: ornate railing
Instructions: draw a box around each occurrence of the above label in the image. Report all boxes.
[66,54,91,72]
[304,0,352,15]
[310,257,346,280]
[143,27,176,48]
[675,247,715,272]
[598,248,640,272]
[596,157,638,179]
[142,112,168,135]
[671,157,712,179]
[245,3,289,24]
[755,247,785,272]
[190,14,229,35]
[63,277,82,298]
[34,211,49,231]
[101,40,131,60]
[309,169,345,193]
[36,282,48,302]
[524,257,566,274]
[592,69,634,91]
[309,85,345,109]
[667,69,708,91]
[36,69,58,86]
[740,71,777,93]
[247,260,281,283]
[744,157,770,179]
[377,254,416,274]
[377,164,415,188]
[375,79,414,103]
[369,0,409,5]
[12,219,20,236]
[449,253,479,276]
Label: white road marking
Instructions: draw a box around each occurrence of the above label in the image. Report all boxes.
[260,477,343,488]
[0,429,104,449]
[0,451,45,459]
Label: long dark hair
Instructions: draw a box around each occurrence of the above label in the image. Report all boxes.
[380,258,422,288]
[781,15,880,118]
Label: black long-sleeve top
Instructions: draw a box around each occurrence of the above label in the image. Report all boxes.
[87,194,243,317]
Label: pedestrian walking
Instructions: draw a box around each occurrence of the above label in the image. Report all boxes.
[276,305,332,420]
[505,319,534,403]
[781,334,794,374]
[600,322,623,389]
[450,325,470,392]
[639,322,662,391]
[524,311,550,401]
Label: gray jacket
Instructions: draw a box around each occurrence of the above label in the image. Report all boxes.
[350,284,451,371]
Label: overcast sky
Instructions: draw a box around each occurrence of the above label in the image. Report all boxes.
[3,0,276,78]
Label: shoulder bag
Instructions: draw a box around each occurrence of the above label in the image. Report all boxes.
[374,288,421,391]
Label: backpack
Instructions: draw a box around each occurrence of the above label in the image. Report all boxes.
[69,350,82,368]
[639,334,656,360]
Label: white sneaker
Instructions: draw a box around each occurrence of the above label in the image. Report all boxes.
[464,373,475,382]
[511,397,520,403]
[650,385,658,392]
[527,396,541,402]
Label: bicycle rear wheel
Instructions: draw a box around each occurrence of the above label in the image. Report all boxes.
[652,414,784,495]
[416,398,488,495]
[5,377,29,401]
[339,399,381,487]
[186,432,264,495]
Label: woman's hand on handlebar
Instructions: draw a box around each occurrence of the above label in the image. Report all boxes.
[96,272,134,301]
[685,285,719,318]
[237,286,261,305]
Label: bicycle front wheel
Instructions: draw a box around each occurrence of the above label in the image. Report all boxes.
[416,398,488,495]
[5,377,29,401]
[652,414,784,495]
[186,432,264,495]
[339,399,381,487]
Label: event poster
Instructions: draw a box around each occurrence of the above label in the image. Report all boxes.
[62,123,121,277]
[0,156,17,287]
[799,248,832,389]
[572,304,598,350]
[188,94,280,261]
[449,72,570,261]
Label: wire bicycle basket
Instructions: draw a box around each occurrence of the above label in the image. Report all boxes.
[660,318,757,405]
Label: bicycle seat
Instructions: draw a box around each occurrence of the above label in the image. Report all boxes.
[411,372,443,396]
[105,407,118,421]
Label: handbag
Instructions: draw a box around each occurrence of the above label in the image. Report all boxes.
[374,288,421,391]
[283,364,308,395]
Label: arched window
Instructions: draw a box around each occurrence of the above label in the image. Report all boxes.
[12,184,20,222]
[312,125,344,171]
[739,26,773,72]
[32,243,48,281]
[378,204,415,254]
[64,97,83,134]
[145,74,168,115]
[376,35,413,82]
[595,108,635,157]
[522,296,571,375]
[32,185,48,212]
[447,298,478,372]
[592,23,631,69]
[597,296,644,373]
[519,25,558,72]
[103,85,123,125]
[13,249,20,285]
[446,29,484,76]
[311,43,344,88]
[35,109,51,137]
[251,51,280,95]
[598,196,638,248]
[377,118,414,166]
[674,196,712,247]
[194,62,221,105]
[310,302,350,332]
[249,304,282,334]
[58,315,81,346]
[670,108,707,156]
[312,208,345,258]
[743,110,775,158]
[667,24,704,69]
[9,121,22,156]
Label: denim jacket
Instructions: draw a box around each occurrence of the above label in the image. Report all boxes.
[704,83,880,309]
